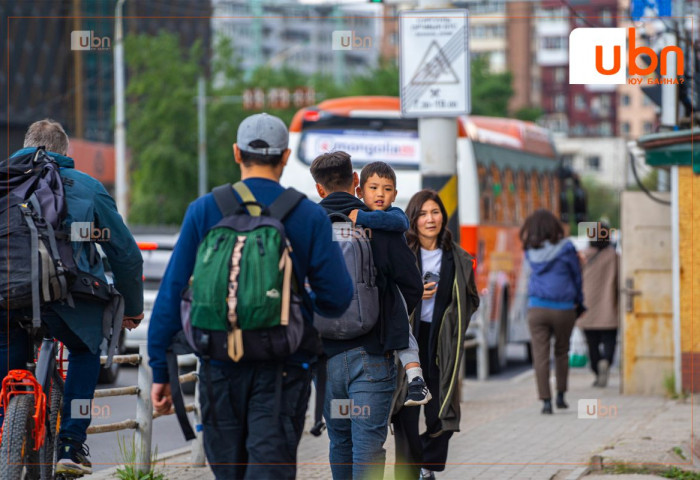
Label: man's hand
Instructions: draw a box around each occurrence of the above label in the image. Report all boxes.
[122,312,144,331]
[151,383,172,415]
[349,209,358,225]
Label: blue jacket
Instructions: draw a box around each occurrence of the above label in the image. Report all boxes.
[526,239,583,310]
[147,178,353,384]
[356,206,409,232]
[10,148,144,353]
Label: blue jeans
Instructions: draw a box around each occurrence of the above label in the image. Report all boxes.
[323,347,397,480]
[0,311,101,444]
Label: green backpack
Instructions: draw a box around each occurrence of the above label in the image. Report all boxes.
[183,182,306,362]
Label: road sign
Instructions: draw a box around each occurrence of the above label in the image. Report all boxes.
[631,0,671,21]
[399,9,470,117]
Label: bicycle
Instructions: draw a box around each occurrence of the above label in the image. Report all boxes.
[0,321,68,480]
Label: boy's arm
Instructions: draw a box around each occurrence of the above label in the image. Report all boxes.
[355,206,409,232]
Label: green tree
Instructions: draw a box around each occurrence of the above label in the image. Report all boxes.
[125,33,203,225]
[514,106,543,122]
[470,56,514,117]
[581,177,620,229]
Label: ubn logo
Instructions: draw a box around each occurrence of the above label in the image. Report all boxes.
[332,222,372,242]
[330,399,371,419]
[569,27,684,85]
[578,399,617,419]
[71,31,111,51]
[332,31,373,51]
[71,399,111,419]
[71,222,111,242]
[578,222,619,242]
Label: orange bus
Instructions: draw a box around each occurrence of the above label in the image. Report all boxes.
[283,96,561,373]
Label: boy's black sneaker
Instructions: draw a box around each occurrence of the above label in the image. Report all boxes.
[55,440,92,476]
[404,377,432,406]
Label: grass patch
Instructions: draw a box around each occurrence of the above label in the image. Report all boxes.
[114,434,166,480]
[601,464,700,479]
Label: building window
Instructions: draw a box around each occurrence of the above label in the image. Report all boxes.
[574,94,586,110]
[644,121,654,133]
[600,122,613,136]
[586,156,601,170]
[601,9,613,26]
[621,94,631,106]
[642,95,654,106]
[572,124,586,136]
[561,154,574,168]
[542,36,566,50]
[555,67,566,83]
[554,94,566,112]
[621,122,630,135]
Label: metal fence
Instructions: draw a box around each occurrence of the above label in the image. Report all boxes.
[88,344,205,469]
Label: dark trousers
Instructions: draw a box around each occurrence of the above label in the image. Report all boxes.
[527,307,577,400]
[393,321,453,478]
[199,361,312,480]
[584,329,617,374]
[0,312,101,444]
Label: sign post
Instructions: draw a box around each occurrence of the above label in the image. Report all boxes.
[399,8,469,236]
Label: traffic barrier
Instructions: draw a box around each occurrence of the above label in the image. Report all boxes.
[87,344,205,469]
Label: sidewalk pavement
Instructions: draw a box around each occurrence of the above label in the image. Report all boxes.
[85,367,699,480]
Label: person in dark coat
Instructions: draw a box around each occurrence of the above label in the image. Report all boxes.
[391,189,480,480]
[0,119,144,476]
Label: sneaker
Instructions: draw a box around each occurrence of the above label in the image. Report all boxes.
[420,469,436,479]
[55,440,92,476]
[597,359,610,387]
[404,377,432,406]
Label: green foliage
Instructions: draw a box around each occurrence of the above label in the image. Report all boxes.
[581,177,620,230]
[514,106,543,122]
[470,56,514,117]
[629,167,660,192]
[115,434,165,480]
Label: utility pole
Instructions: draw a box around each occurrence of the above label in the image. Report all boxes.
[114,0,128,220]
[197,76,207,197]
[418,0,460,237]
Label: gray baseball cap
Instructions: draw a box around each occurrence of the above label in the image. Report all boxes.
[237,113,289,155]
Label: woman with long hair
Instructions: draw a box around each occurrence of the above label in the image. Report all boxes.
[391,189,480,480]
[520,209,584,414]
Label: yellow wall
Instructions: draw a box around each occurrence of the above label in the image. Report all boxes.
[679,166,700,354]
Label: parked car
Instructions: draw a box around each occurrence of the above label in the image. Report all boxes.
[126,234,197,393]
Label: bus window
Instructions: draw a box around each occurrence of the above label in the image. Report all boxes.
[478,164,492,223]
[516,170,526,222]
[491,165,503,223]
[504,168,516,224]
[541,172,551,210]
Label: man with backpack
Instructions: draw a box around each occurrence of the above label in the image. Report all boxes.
[0,119,144,476]
[148,113,353,480]
[310,151,424,480]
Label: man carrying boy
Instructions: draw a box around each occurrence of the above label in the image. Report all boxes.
[310,151,424,480]
[148,113,353,480]
[349,161,432,406]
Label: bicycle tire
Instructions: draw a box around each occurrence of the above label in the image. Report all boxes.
[34,372,64,480]
[0,394,35,480]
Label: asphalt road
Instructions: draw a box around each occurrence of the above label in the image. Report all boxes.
[89,365,196,472]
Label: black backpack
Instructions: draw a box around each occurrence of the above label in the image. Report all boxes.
[0,148,76,328]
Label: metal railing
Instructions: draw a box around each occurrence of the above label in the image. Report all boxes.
[87,344,205,468]
[460,300,489,381]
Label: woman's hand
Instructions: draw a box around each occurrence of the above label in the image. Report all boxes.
[423,281,438,300]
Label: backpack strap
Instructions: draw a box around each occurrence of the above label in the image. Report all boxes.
[212,184,240,217]
[268,188,305,222]
[232,181,262,216]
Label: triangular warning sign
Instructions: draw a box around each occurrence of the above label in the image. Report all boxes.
[409,40,459,86]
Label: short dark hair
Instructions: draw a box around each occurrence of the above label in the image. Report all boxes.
[23,119,69,155]
[519,209,565,250]
[310,151,354,192]
[360,161,396,188]
[239,140,284,167]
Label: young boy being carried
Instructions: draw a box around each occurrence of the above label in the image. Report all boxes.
[349,161,431,406]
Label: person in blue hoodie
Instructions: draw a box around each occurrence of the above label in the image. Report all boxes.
[520,209,584,415]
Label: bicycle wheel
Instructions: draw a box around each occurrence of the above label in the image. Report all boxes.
[0,394,36,479]
[30,371,64,480]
